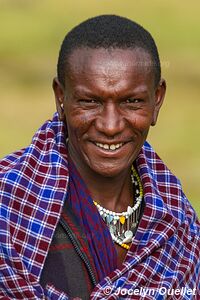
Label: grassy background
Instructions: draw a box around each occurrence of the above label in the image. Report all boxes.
[0,0,199,216]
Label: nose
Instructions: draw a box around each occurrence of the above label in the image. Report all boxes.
[95,102,125,137]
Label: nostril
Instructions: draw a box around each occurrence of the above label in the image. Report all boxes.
[95,112,125,136]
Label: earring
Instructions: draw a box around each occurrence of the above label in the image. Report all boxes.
[59,98,64,110]
[58,98,64,121]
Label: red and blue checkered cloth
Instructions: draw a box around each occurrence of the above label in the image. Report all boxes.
[67,156,118,283]
[0,113,199,299]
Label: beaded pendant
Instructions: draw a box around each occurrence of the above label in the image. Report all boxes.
[94,166,143,250]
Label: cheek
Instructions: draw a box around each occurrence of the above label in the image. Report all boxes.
[65,109,96,138]
[128,111,153,133]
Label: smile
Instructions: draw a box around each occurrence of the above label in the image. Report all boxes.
[94,142,124,151]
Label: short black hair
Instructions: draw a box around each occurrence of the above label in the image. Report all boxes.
[57,15,161,87]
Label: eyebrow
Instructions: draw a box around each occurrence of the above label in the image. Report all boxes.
[72,89,102,100]
[72,86,149,98]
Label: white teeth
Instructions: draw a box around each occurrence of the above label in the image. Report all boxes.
[95,142,123,150]
[110,144,116,150]
[103,144,109,149]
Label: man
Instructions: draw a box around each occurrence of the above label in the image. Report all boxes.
[0,15,199,300]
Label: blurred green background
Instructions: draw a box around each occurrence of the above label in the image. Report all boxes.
[0,0,199,216]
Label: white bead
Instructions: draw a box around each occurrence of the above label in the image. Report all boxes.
[127,206,133,215]
[122,236,132,243]
[113,219,118,225]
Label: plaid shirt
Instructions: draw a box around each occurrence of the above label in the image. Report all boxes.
[0,113,199,299]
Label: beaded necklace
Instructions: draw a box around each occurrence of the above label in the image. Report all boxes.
[94,166,143,250]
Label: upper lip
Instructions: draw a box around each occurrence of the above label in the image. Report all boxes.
[91,140,130,145]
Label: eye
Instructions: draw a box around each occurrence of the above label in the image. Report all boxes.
[79,99,96,103]
[121,98,143,110]
[125,98,141,104]
[78,99,99,105]
[78,98,100,108]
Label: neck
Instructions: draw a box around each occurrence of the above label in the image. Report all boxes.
[69,156,134,213]
[87,172,133,212]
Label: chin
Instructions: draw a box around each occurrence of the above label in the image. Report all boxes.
[89,161,128,178]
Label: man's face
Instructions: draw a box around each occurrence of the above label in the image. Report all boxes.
[54,48,166,177]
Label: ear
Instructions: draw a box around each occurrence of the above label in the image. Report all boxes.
[151,78,166,126]
[52,77,65,121]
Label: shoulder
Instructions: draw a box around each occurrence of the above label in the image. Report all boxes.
[0,148,25,173]
[140,141,199,226]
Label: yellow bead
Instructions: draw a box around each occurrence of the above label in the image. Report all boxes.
[119,216,125,225]
[121,243,130,250]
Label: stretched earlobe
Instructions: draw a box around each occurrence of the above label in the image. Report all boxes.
[58,98,65,121]
[52,77,65,121]
[151,104,160,126]
[151,79,166,126]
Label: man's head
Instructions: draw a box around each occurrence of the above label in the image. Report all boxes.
[53,15,166,178]
[57,15,161,88]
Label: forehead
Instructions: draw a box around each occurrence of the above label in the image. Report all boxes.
[65,47,154,90]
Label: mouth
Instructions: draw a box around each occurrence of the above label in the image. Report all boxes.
[94,142,126,151]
